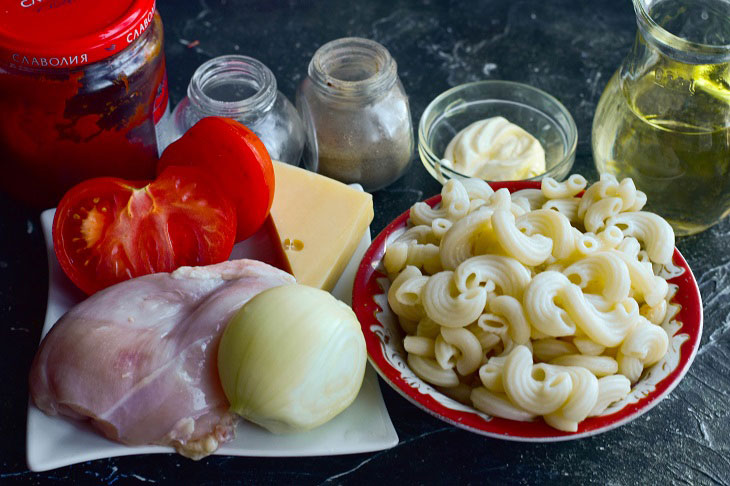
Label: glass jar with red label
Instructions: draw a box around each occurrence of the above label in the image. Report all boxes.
[0,0,170,208]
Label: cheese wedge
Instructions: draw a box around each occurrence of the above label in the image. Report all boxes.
[270,161,374,291]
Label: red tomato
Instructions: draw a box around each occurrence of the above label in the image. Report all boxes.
[158,117,275,242]
[53,166,236,295]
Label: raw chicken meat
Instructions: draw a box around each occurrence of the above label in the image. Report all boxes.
[29,259,295,459]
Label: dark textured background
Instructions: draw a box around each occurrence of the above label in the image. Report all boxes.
[2,0,729,484]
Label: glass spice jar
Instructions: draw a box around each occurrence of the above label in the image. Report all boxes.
[296,37,414,191]
[0,0,170,209]
[168,55,305,166]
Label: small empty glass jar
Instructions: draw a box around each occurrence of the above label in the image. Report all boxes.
[169,55,305,165]
[296,37,414,191]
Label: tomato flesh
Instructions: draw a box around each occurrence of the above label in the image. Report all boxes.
[158,117,275,242]
[53,166,236,295]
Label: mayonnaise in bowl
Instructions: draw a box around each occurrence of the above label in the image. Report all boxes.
[442,116,545,181]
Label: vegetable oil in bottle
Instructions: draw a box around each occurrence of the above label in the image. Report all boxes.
[592,0,730,235]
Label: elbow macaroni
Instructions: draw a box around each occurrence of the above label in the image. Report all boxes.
[541,174,587,199]
[389,175,676,431]
[492,209,553,266]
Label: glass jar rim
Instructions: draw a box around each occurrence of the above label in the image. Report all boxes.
[633,0,730,63]
[307,37,397,101]
[188,54,278,118]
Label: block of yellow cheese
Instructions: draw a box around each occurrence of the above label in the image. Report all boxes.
[270,161,374,291]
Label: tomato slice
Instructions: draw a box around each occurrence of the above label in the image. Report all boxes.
[53,166,236,295]
[158,117,275,242]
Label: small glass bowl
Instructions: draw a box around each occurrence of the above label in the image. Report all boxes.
[418,80,577,183]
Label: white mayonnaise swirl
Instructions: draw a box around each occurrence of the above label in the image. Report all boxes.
[442,116,546,181]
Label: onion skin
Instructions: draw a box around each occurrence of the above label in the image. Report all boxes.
[217,284,367,433]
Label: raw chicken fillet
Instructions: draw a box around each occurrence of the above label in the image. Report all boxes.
[29,259,295,459]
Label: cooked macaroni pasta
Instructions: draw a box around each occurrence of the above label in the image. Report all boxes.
[385,175,676,432]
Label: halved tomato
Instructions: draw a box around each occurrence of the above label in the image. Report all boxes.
[52,166,236,295]
[158,117,275,242]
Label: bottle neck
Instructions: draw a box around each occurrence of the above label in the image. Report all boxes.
[633,0,730,64]
[188,55,277,119]
[307,37,397,103]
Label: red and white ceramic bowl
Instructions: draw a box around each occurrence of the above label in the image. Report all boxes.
[352,180,703,441]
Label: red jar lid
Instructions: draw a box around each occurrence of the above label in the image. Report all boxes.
[0,0,157,69]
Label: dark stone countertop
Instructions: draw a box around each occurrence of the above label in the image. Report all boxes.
[1,0,729,484]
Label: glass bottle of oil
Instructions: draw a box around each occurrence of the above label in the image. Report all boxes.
[592,0,730,236]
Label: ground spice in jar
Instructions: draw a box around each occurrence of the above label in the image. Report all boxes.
[297,37,414,192]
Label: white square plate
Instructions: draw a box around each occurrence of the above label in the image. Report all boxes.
[27,207,398,472]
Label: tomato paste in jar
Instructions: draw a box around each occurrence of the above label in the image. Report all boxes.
[0,0,169,208]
